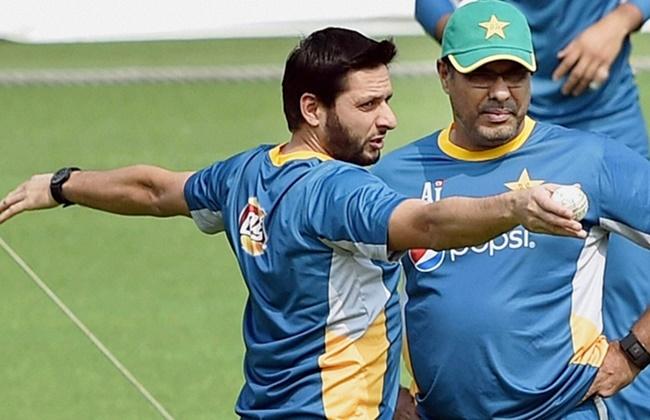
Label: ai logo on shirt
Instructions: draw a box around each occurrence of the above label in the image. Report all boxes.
[239,197,267,256]
[410,179,446,272]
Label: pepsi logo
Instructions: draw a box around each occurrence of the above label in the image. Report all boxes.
[408,248,445,272]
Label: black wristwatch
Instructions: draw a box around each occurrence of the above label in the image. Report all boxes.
[50,167,81,207]
[621,331,650,370]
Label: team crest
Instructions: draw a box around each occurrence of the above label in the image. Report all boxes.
[409,248,445,272]
[239,197,267,256]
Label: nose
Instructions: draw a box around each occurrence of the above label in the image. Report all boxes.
[377,101,397,131]
[488,76,511,102]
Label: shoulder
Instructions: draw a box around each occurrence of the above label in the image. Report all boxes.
[224,144,274,167]
[531,121,609,157]
[311,160,380,186]
[196,144,273,173]
[372,131,442,177]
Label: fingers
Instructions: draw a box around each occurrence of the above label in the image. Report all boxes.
[581,341,640,402]
[0,188,28,224]
[553,43,579,81]
[525,187,587,238]
[559,56,609,96]
[554,38,611,96]
[0,199,28,224]
[568,60,602,96]
[581,382,598,403]
[0,174,58,225]
[538,214,586,239]
[531,185,572,218]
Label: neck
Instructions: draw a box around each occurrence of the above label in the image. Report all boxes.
[283,127,331,156]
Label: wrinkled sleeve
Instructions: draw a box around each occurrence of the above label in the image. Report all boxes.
[306,165,408,262]
[184,162,228,234]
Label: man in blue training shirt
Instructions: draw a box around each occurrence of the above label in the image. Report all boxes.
[415,0,650,415]
[375,1,650,418]
[0,28,583,419]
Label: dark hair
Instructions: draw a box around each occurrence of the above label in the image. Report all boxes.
[282,27,397,131]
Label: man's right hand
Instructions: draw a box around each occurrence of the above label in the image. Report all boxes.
[0,174,57,224]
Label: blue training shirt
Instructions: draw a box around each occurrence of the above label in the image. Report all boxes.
[184,144,407,419]
[372,118,650,419]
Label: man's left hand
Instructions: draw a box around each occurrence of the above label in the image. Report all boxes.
[582,341,640,400]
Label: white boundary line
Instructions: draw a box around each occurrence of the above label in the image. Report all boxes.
[1,57,650,85]
[0,236,175,420]
[0,61,437,85]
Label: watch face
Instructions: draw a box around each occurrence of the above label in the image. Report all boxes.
[52,168,74,185]
[52,171,67,184]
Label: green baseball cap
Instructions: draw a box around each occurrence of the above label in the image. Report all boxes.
[441,0,536,73]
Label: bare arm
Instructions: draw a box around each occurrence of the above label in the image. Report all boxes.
[583,307,650,399]
[388,184,586,252]
[0,165,193,224]
[553,3,644,96]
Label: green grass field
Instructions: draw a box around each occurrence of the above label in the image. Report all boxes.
[2,34,650,419]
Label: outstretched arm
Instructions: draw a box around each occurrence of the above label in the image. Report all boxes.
[553,2,646,96]
[0,166,193,224]
[388,184,586,252]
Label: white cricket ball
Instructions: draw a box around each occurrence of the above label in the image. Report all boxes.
[552,186,589,221]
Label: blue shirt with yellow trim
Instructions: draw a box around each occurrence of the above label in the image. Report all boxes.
[372,118,650,419]
[184,144,407,419]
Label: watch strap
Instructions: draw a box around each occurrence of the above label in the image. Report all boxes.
[621,331,650,370]
[50,167,81,207]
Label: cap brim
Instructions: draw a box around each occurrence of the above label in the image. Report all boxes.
[448,48,536,73]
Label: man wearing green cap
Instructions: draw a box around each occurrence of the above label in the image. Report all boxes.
[416,0,650,415]
[373,0,650,417]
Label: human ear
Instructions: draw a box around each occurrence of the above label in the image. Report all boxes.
[299,93,322,127]
[437,60,451,94]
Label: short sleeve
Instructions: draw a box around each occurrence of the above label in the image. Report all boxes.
[305,164,408,262]
[184,162,228,234]
[597,140,650,248]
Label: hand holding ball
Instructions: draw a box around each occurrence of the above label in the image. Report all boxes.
[552,186,588,221]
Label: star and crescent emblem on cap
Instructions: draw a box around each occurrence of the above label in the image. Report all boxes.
[505,169,544,191]
[479,15,510,39]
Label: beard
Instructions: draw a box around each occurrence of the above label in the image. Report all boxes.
[475,121,520,145]
[452,98,525,149]
[324,112,380,166]
[477,100,521,142]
